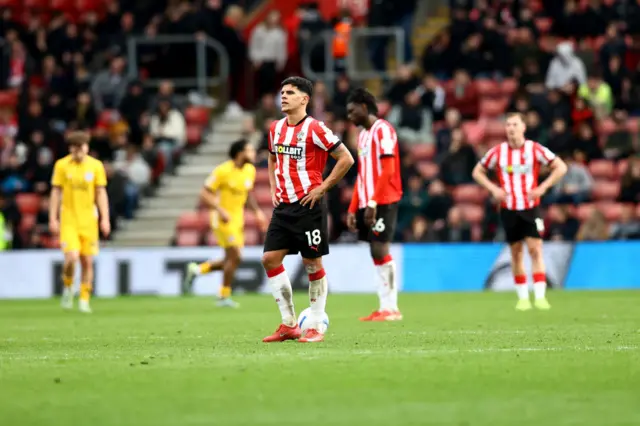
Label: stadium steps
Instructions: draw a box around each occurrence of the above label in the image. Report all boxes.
[110,115,248,247]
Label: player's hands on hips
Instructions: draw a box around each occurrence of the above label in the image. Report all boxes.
[100,217,111,237]
[256,211,268,233]
[300,186,326,209]
[528,186,547,201]
[346,212,357,232]
[49,218,59,235]
[271,191,279,207]
[364,206,376,227]
[491,188,507,203]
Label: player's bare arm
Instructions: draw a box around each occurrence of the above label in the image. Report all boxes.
[96,186,111,237]
[247,192,267,232]
[528,157,568,200]
[472,163,506,202]
[300,144,354,209]
[267,153,279,207]
[200,186,230,222]
[49,186,61,234]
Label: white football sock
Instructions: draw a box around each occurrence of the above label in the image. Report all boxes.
[376,257,398,312]
[267,266,296,326]
[533,273,547,300]
[308,269,328,328]
[514,275,529,300]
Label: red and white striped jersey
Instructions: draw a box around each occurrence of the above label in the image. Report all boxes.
[268,115,341,204]
[355,118,403,208]
[480,140,556,211]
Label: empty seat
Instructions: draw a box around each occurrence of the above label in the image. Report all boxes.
[176,212,202,231]
[471,224,483,242]
[484,120,505,140]
[176,230,200,247]
[462,121,485,145]
[479,98,509,119]
[618,159,629,177]
[500,79,518,97]
[597,119,616,136]
[458,203,484,224]
[244,228,260,246]
[535,17,552,33]
[184,106,210,126]
[417,161,439,180]
[588,159,616,180]
[19,214,36,234]
[410,144,435,161]
[592,180,620,200]
[255,168,270,184]
[597,202,624,222]
[576,203,595,221]
[627,117,639,133]
[254,190,272,207]
[475,79,499,97]
[205,231,218,246]
[186,125,202,146]
[15,193,40,215]
[452,184,487,204]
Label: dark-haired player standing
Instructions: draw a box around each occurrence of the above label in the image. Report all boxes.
[346,88,403,321]
[184,139,267,308]
[262,76,354,343]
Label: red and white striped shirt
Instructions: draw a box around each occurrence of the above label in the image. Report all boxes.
[355,118,403,208]
[269,116,340,204]
[480,140,556,210]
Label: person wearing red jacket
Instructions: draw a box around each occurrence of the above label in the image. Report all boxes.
[346,88,403,322]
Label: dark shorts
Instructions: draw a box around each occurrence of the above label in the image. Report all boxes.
[356,202,399,243]
[263,201,329,259]
[500,207,544,244]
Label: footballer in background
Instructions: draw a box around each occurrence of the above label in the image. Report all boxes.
[184,139,267,307]
[49,131,111,313]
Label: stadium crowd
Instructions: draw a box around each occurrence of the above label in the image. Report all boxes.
[2,0,640,251]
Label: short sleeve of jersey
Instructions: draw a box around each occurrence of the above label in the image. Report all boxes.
[310,120,341,152]
[533,142,556,166]
[376,122,398,158]
[205,165,225,192]
[480,146,499,170]
[51,160,65,187]
[95,161,107,186]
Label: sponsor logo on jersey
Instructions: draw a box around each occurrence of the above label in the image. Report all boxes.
[274,144,303,160]
[504,164,532,174]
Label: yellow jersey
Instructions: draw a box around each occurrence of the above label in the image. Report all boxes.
[205,160,256,227]
[51,155,107,231]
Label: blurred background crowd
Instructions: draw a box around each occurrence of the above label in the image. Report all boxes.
[1,0,640,251]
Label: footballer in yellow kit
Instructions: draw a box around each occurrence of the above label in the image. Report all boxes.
[49,131,110,313]
[184,139,267,307]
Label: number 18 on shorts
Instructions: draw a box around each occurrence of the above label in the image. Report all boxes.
[264,202,329,259]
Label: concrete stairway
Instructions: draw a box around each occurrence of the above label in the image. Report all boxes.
[111,115,247,247]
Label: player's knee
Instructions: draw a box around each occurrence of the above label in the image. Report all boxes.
[527,242,543,259]
[302,258,322,273]
[509,242,524,261]
[64,252,79,265]
[261,252,282,270]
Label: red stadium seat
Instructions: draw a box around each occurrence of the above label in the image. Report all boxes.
[176,212,202,231]
[475,79,499,97]
[591,180,620,200]
[76,0,101,12]
[410,144,435,161]
[471,224,483,242]
[462,121,485,145]
[177,230,200,247]
[588,159,616,180]
[417,161,439,180]
[254,190,272,207]
[484,120,505,140]
[186,125,202,146]
[23,0,48,8]
[0,91,18,108]
[618,159,629,177]
[626,117,639,133]
[15,193,40,215]
[184,106,210,127]
[244,228,260,246]
[458,203,484,224]
[535,17,552,33]
[596,202,624,222]
[576,203,595,221]
[19,214,36,234]
[198,210,211,229]
[255,168,270,184]
[597,119,616,137]
[452,184,487,204]
[0,0,20,8]
[500,79,518,97]
[479,98,509,118]
[50,0,74,11]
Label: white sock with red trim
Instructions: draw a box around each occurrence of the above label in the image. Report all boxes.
[375,255,398,312]
[266,265,296,327]
[514,274,529,300]
[532,272,547,300]
[308,268,328,329]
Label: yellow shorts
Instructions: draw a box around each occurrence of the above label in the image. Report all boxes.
[60,226,99,256]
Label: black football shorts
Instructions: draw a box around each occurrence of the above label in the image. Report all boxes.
[499,207,544,244]
[355,202,398,243]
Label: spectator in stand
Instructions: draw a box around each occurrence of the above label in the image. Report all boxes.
[119,80,148,142]
[254,94,281,129]
[149,97,186,174]
[571,97,595,133]
[545,42,587,90]
[331,74,352,120]
[573,122,603,161]
[90,56,129,112]
[619,156,640,203]
[510,91,532,116]
[30,146,54,195]
[422,32,453,80]
[604,55,628,99]
[35,196,49,233]
[113,144,151,220]
[438,206,472,242]
[579,73,614,119]
[386,65,420,105]
[1,154,28,194]
[545,205,580,241]
[0,192,21,248]
[617,76,640,113]
[525,109,548,146]
[68,91,97,131]
[447,70,479,119]
[547,118,574,157]
[512,28,541,79]
[520,57,546,94]
[546,153,593,205]
[600,23,627,71]
[542,89,572,126]
[387,90,432,144]
[104,162,126,232]
[249,10,287,99]
[609,204,640,240]
[397,174,429,238]
[424,179,453,223]
[404,215,437,242]
[416,74,446,122]
[603,110,635,160]
[435,108,462,162]
[480,16,511,78]
[577,208,609,241]
[439,128,477,186]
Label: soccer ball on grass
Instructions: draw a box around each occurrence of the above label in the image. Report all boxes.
[297,308,329,334]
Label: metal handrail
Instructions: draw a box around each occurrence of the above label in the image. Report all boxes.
[126,34,230,95]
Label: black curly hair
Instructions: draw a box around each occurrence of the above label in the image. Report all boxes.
[346,87,378,115]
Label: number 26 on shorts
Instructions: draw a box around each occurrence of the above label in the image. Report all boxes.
[305,229,322,246]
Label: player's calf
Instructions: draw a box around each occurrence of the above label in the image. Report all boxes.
[61,253,78,310]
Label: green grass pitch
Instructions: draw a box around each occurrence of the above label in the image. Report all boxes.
[1,291,639,426]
